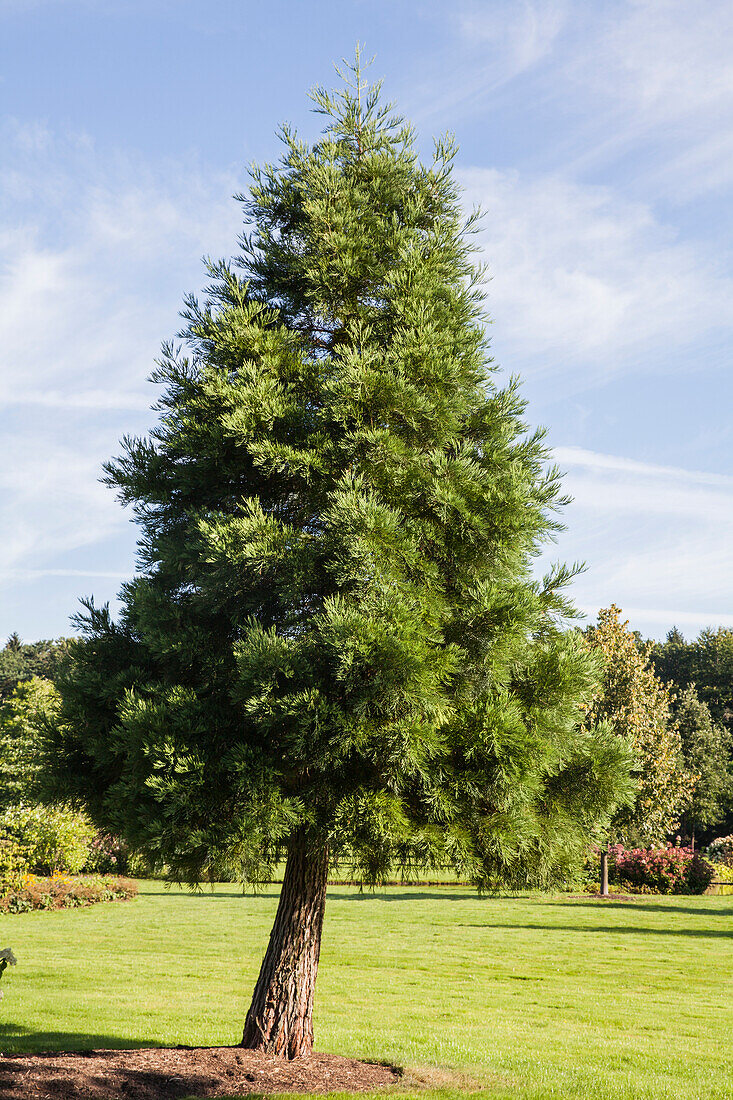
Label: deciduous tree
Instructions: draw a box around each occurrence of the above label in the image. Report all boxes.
[0,677,60,808]
[585,606,689,846]
[674,685,732,846]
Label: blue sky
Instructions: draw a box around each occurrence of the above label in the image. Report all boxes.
[1,0,732,642]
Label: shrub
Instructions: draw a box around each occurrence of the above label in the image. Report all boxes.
[84,833,130,875]
[0,803,95,875]
[0,834,28,892]
[685,852,717,894]
[709,861,733,884]
[126,850,165,879]
[0,873,137,914]
[704,834,733,868]
[609,843,715,894]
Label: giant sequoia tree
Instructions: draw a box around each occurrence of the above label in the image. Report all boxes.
[46,59,631,1057]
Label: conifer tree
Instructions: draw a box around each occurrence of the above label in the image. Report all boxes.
[45,55,631,1057]
[652,627,733,732]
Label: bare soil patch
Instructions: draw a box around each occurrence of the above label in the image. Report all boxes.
[0,1046,400,1099]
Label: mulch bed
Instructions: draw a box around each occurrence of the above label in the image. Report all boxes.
[0,1047,401,1099]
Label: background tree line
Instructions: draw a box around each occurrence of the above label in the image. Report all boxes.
[651,626,733,845]
[583,610,732,848]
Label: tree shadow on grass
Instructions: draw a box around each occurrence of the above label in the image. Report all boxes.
[138,887,732,918]
[0,1023,152,1053]
[560,900,733,919]
[140,888,281,900]
[328,890,480,902]
[141,887,481,903]
[460,921,733,938]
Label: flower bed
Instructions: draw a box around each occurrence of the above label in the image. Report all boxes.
[0,873,137,914]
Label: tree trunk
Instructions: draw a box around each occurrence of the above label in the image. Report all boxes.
[241,832,329,1058]
[600,849,609,896]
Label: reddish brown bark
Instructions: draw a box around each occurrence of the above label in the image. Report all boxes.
[241,832,329,1058]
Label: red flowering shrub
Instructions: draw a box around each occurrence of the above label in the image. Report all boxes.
[609,844,714,894]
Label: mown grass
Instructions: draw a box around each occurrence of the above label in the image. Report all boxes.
[0,882,731,1099]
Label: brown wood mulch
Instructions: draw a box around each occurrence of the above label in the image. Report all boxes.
[0,1047,400,1099]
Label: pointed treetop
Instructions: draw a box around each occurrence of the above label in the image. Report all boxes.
[309,44,408,154]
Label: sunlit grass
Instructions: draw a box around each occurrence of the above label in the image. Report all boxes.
[1,882,730,1099]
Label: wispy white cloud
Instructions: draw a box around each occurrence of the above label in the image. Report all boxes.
[458,0,566,73]
[2,390,150,410]
[578,606,733,632]
[555,447,733,487]
[414,1,733,203]
[0,436,125,577]
[402,0,567,125]
[459,167,733,379]
[549,445,733,638]
[0,122,244,588]
[554,4,733,203]
[0,122,242,413]
[578,0,733,134]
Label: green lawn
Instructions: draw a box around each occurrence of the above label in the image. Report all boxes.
[0,882,731,1100]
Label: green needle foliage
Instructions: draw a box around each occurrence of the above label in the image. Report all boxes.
[46,55,631,894]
